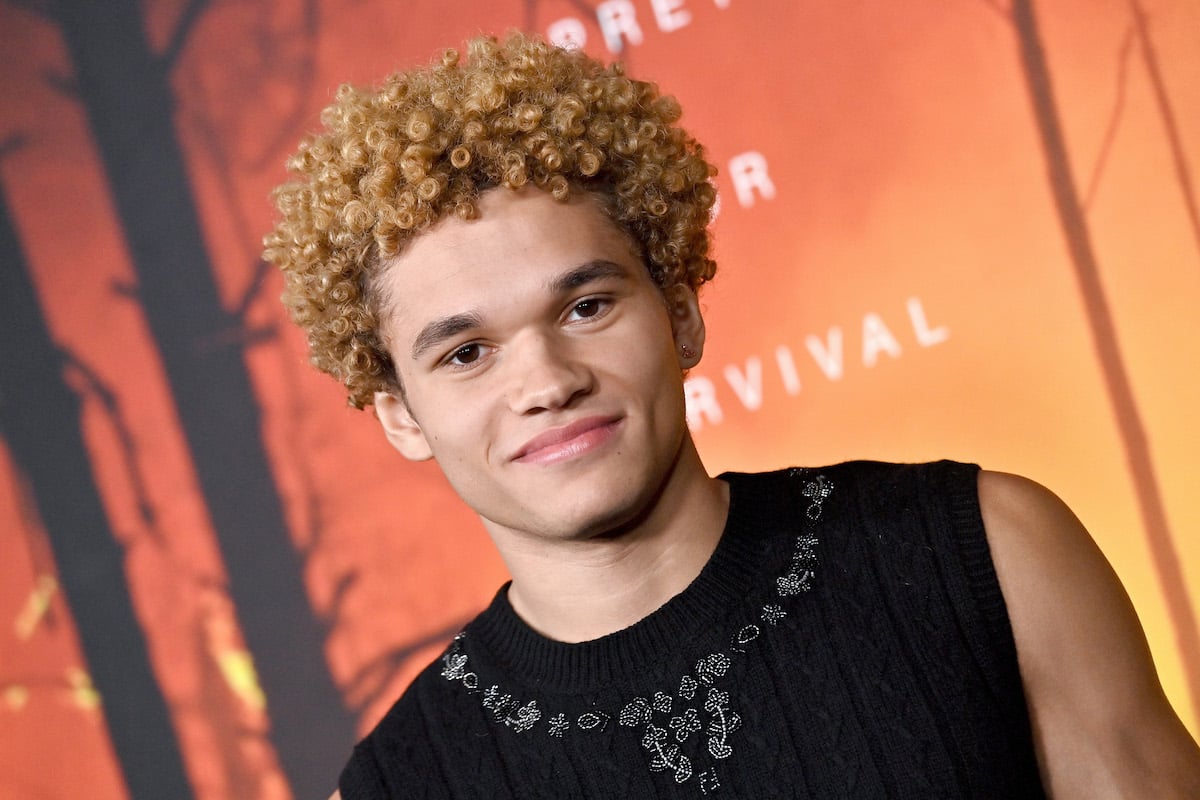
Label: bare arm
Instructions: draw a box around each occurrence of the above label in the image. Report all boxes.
[978,470,1200,799]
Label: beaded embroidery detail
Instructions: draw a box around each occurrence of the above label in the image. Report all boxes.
[438,470,832,795]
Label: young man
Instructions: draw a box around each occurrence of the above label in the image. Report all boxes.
[264,33,1200,799]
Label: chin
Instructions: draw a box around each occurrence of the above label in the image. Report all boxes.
[556,475,664,540]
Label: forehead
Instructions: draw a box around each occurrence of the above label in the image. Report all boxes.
[375,188,646,331]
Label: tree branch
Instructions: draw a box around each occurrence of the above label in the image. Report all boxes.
[159,0,211,71]
[245,0,320,171]
[976,0,1013,23]
[61,348,161,541]
[1129,0,1200,260]
[1082,24,1135,210]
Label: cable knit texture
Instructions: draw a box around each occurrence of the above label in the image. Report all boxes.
[339,461,1045,799]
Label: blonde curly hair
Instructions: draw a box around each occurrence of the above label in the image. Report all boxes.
[263,32,718,408]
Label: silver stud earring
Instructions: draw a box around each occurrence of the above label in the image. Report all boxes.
[680,344,695,360]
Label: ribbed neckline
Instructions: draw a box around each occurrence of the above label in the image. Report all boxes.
[466,471,776,694]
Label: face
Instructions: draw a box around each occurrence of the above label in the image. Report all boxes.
[373,187,706,544]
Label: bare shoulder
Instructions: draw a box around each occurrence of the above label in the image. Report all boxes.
[329,792,341,800]
[976,470,1200,799]
[975,471,1120,632]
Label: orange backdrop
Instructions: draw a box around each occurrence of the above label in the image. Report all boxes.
[1,1,1197,798]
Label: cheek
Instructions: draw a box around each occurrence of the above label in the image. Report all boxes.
[415,390,500,460]
[621,345,686,410]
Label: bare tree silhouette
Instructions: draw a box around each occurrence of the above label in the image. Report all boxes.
[63,346,287,798]
[37,0,358,791]
[1007,0,1200,721]
[171,0,330,565]
[0,178,194,800]
[1127,0,1200,260]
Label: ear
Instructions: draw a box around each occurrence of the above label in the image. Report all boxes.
[665,284,706,368]
[374,391,434,461]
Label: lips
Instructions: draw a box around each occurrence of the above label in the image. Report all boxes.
[511,416,622,465]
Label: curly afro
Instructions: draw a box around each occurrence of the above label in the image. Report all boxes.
[263,32,718,408]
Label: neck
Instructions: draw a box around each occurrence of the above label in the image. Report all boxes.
[488,440,730,643]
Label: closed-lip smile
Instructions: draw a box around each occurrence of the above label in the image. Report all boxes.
[512,416,622,465]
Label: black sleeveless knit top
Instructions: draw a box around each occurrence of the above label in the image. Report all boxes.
[339,461,1045,799]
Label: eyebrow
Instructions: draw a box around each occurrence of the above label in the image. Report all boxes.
[410,311,483,361]
[408,260,631,361]
[547,259,630,293]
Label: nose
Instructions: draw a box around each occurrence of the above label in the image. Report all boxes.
[506,332,593,414]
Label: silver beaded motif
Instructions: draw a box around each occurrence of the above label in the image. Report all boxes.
[437,471,832,794]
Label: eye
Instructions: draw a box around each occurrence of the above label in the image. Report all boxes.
[567,297,611,321]
[446,343,484,367]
